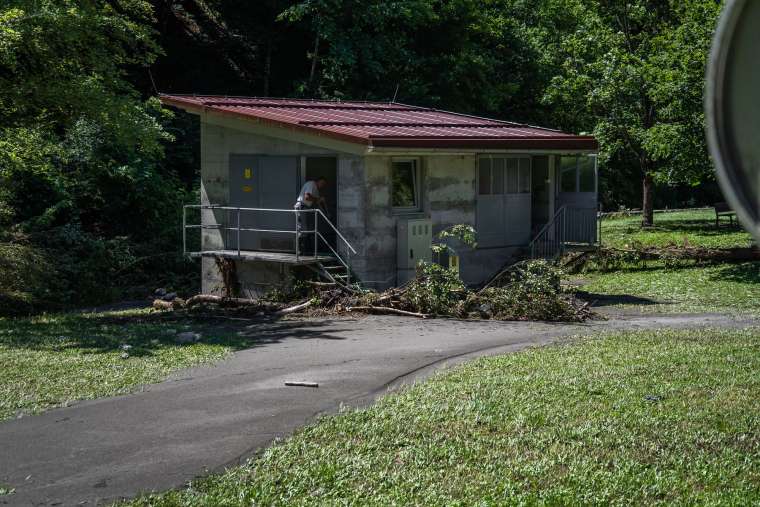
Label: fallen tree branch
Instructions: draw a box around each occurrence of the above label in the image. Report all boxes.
[152,299,174,310]
[479,259,531,292]
[184,294,281,311]
[152,298,186,310]
[304,280,338,287]
[346,305,428,318]
[599,246,759,262]
[274,299,313,315]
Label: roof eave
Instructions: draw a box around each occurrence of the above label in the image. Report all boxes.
[369,137,599,151]
[159,94,372,148]
[159,94,599,152]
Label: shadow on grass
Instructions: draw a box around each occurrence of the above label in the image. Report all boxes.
[607,218,744,237]
[575,291,665,307]
[0,310,348,356]
[709,262,760,285]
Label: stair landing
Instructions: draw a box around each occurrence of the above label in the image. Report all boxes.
[190,250,335,265]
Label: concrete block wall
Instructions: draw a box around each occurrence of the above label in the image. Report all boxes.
[351,156,397,289]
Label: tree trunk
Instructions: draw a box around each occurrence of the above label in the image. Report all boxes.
[308,33,320,91]
[263,36,272,96]
[641,172,654,227]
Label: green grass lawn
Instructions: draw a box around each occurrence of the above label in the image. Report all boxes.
[0,309,247,421]
[127,327,760,506]
[601,209,754,249]
[578,261,760,313]
[581,209,758,313]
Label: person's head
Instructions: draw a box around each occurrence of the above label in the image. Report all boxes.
[316,176,328,190]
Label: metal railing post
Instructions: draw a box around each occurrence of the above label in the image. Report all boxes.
[598,204,603,247]
[295,208,300,262]
[314,209,318,258]
[236,208,241,257]
[182,205,187,257]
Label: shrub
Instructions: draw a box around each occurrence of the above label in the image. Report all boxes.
[470,260,583,321]
[401,262,466,315]
[0,241,53,315]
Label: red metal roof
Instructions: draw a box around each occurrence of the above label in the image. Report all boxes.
[159,94,598,151]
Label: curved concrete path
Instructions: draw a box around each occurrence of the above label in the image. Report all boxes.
[0,313,756,506]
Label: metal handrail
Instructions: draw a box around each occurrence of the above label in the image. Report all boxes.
[529,205,567,259]
[529,204,601,259]
[316,231,352,285]
[529,205,567,251]
[314,208,357,255]
[182,205,357,270]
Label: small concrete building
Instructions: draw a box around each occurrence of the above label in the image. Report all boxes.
[161,95,599,296]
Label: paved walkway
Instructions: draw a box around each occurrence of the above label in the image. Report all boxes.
[0,313,756,506]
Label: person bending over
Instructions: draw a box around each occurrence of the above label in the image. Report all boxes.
[294,176,327,254]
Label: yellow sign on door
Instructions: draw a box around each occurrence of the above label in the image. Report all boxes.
[242,185,253,193]
[244,167,252,179]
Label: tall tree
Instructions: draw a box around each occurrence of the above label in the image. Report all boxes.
[542,0,720,225]
[278,0,548,120]
[0,0,173,234]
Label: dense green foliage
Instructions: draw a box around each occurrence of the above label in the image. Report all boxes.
[0,0,725,312]
[0,1,197,312]
[127,327,760,505]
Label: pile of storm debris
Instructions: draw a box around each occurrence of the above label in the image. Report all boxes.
[153,260,594,322]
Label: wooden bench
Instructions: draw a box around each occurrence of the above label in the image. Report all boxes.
[714,201,737,228]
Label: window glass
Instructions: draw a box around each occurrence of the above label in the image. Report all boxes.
[492,158,505,195]
[518,158,531,193]
[560,156,577,192]
[392,160,418,208]
[505,158,518,193]
[478,158,491,195]
[578,156,595,192]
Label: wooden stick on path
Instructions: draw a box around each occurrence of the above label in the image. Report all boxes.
[284,381,319,388]
[346,305,428,318]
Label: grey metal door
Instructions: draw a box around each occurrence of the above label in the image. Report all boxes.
[259,157,299,251]
[229,155,299,251]
[477,157,532,247]
[556,155,598,243]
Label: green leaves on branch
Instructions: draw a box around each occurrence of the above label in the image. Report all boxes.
[431,224,477,256]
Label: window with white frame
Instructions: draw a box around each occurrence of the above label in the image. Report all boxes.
[391,158,421,211]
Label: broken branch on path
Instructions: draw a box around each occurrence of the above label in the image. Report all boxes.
[275,299,313,315]
[346,305,428,318]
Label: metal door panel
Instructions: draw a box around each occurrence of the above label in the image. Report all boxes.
[228,155,299,252]
[477,196,504,248]
[229,154,259,250]
[504,194,532,245]
[259,157,298,251]
[477,156,532,247]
